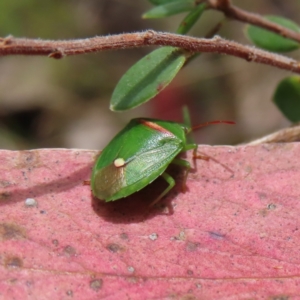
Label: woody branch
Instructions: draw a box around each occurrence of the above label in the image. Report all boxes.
[0,31,299,74]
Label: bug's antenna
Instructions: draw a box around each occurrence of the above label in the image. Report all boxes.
[191,120,235,131]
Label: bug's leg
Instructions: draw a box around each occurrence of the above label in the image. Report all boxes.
[171,158,192,192]
[193,150,210,161]
[173,144,210,192]
[83,180,91,186]
[150,172,175,207]
[185,143,209,161]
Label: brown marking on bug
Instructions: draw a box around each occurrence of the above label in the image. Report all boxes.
[139,119,174,136]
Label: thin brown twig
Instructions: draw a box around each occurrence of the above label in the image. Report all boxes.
[208,0,300,43]
[0,31,299,74]
[246,123,300,144]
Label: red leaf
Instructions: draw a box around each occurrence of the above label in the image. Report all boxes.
[0,145,299,299]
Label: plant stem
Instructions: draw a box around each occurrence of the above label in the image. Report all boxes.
[0,31,299,74]
[208,0,300,43]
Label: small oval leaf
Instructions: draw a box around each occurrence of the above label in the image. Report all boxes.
[273,76,300,122]
[176,3,207,35]
[143,0,195,19]
[110,47,188,111]
[247,16,300,52]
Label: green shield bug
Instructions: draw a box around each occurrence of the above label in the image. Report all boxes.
[91,118,234,206]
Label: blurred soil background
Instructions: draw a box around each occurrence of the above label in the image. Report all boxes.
[0,0,299,150]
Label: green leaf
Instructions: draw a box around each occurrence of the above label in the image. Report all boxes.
[110,47,188,111]
[176,3,207,35]
[273,76,300,122]
[149,0,179,5]
[143,0,195,19]
[247,16,300,52]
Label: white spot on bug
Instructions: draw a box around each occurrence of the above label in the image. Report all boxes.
[25,198,38,207]
[127,266,135,273]
[114,158,125,168]
[148,233,158,241]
